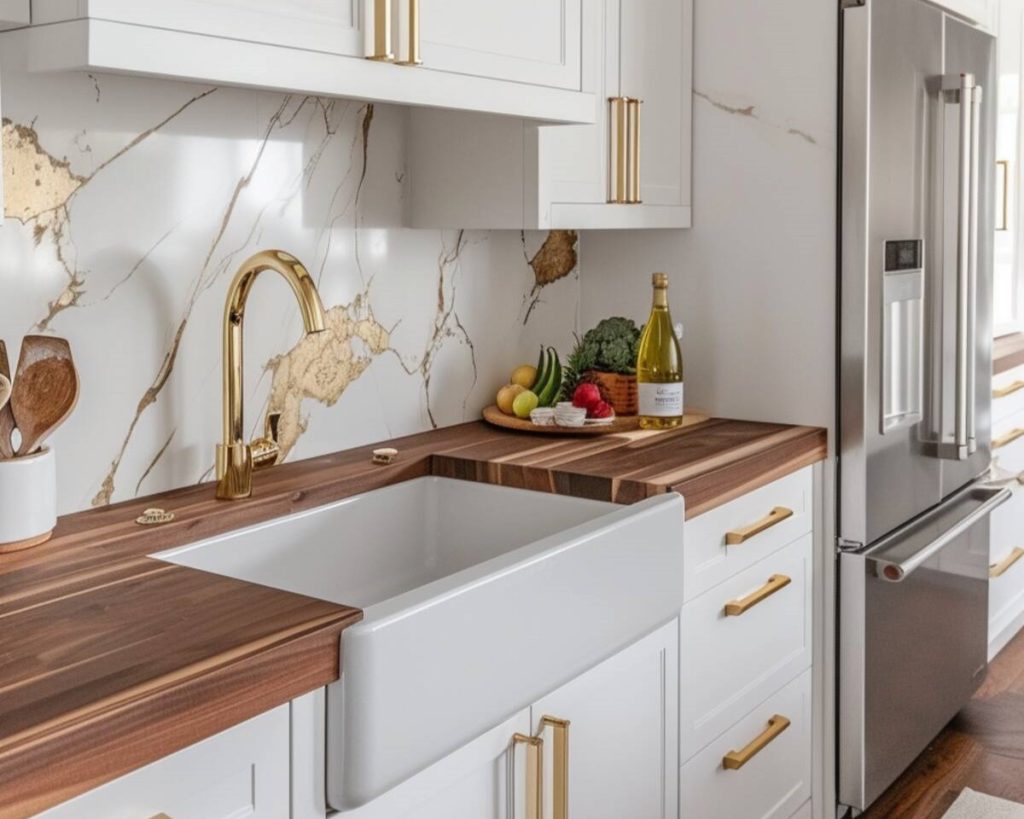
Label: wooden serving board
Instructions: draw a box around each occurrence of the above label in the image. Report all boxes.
[482,405,642,435]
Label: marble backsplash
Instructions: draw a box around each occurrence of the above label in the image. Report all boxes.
[0,41,580,514]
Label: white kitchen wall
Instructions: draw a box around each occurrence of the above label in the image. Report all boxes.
[0,37,580,514]
[580,0,838,433]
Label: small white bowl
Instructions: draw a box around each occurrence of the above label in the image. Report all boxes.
[530,408,555,426]
[554,405,587,427]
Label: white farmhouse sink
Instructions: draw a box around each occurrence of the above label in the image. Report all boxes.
[154,476,685,808]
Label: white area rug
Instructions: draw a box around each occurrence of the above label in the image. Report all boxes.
[944,789,1024,818]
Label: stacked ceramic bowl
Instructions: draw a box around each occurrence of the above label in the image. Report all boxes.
[553,402,587,428]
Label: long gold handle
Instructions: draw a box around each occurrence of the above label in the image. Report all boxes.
[991,547,1024,579]
[626,98,642,204]
[724,574,792,617]
[512,733,543,819]
[994,380,1024,399]
[149,814,172,819]
[994,428,1024,450]
[726,507,794,545]
[608,97,629,204]
[367,0,394,61]
[397,0,422,65]
[722,715,791,771]
[541,717,570,819]
[998,159,1010,231]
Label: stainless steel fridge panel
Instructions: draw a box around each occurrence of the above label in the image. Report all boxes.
[840,0,946,547]
[840,0,995,548]
[839,483,1006,811]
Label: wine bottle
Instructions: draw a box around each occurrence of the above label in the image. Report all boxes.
[637,272,683,429]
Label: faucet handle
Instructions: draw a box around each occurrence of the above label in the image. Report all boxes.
[250,412,281,470]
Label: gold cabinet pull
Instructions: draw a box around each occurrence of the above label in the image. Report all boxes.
[512,733,543,819]
[724,574,792,617]
[541,717,570,819]
[726,507,794,545]
[608,97,629,203]
[626,98,642,204]
[993,380,1024,399]
[149,814,173,819]
[722,714,791,771]
[991,547,1024,578]
[994,428,1024,450]
[367,0,394,61]
[397,0,422,65]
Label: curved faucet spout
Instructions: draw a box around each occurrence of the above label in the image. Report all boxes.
[216,249,326,500]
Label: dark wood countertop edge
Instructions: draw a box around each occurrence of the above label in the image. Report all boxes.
[995,332,1024,375]
[0,614,356,818]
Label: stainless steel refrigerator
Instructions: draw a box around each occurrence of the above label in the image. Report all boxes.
[839,0,1009,812]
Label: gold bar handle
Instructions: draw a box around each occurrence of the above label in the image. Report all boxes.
[726,507,794,545]
[991,547,1024,579]
[397,0,422,66]
[626,98,643,204]
[722,715,791,771]
[367,0,394,61]
[512,733,543,819]
[540,717,570,819]
[608,97,628,204]
[724,574,792,617]
[149,815,173,819]
[998,159,1010,231]
[993,428,1024,450]
[994,380,1024,399]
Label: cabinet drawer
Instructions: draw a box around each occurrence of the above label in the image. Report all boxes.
[38,706,290,819]
[993,408,1024,475]
[990,486,1024,655]
[992,364,1024,425]
[680,670,812,819]
[680,535,812,760]
[683,467,813,602]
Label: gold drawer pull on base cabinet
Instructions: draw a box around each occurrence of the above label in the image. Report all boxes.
[991,547,1024,578]
[512,733,543,819]
[726,507,794,545]
[722,714,791,771]
[724,574,792,616]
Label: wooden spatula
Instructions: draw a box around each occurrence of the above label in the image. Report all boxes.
[11,336,80,457]
[0,341,15,458]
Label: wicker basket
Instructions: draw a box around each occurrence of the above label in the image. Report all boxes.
[585,370,638,416]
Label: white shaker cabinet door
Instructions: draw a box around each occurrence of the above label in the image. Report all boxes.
[31,0,366,56]
[36,706,290,819]
[528,620,680,819]
[413,0,583,90]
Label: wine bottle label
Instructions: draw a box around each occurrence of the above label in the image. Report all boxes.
[638,382,683,417]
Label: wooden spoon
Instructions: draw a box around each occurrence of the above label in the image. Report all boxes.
[0,341,15,458]
[11,336,80,457]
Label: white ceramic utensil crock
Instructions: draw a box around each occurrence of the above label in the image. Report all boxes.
[0,447,57,553]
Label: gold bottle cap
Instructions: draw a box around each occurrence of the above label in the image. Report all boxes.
[653,272,669,288]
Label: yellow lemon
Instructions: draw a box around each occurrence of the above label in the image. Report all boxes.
[510,364,538,390]
[512,390,539,419]
[496,384,525,415]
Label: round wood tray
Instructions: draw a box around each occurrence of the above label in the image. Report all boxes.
[482,405,641,436]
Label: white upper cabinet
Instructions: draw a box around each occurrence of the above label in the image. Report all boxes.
[415,0,582,89]
[407,0,692,230]
[936,0,995,28]
[31,0,365,55]
[16,0,595,123]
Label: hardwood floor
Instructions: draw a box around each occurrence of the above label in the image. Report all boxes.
[863,629,1024,818]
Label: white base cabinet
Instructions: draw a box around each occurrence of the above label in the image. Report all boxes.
[989,364,1024,660]
[37,705,291,819]
[337,619,679,819]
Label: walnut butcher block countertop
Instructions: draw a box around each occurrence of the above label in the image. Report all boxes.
[0,417,825,817]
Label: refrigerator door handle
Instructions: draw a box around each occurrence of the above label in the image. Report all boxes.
[967,80,982,455]
[935,73,979,461]
[867,485,1008,582]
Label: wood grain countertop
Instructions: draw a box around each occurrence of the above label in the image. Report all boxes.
[995,332,1024,376]
[0,416,825,817]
